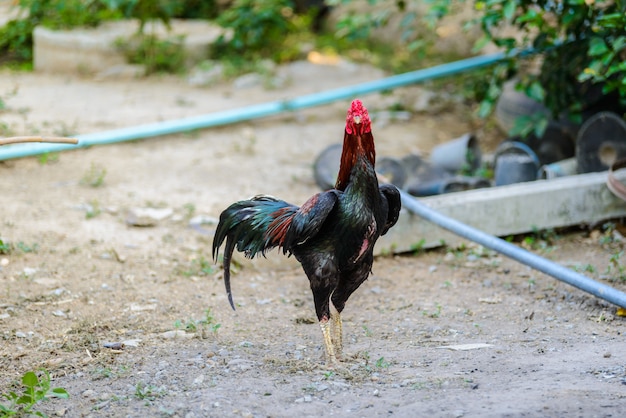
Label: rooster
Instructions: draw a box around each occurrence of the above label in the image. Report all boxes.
[212,99,401,364]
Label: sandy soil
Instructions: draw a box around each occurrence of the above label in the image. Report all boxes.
[0,62,625,417]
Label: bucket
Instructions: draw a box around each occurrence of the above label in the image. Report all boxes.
[430,133,481,173]
[494,141,540,186]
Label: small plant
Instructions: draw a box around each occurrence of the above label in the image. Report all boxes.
[182,203,196,220]
[180,255,215,277]
[80,163,107,187]
[375,356,391,369]
[85,199,102,219]
[117,34,187,74]
[362,325,373,337]
[37,152,60,165]
[16,241,39,253]
[199,307,222,337]
[174,308,221,337]
[606,251,626,282]
[0,238,11,254]
[422,303,442,318]
[410,238,426,255]
[0,370,69,416]
[134,381,164,402]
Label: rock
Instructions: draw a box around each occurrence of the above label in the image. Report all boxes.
[233,73,263,89]
[188,215,218,226]
[126,207,173,226]
[187,62,224,86]
[33,277,59,287]
[52,310,67,318]
[161,330,194,340]
[22,267,38,277]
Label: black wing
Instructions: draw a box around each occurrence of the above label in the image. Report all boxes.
[379,183,401,236]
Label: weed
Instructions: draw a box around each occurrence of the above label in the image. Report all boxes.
[573,263,597,274]
[38,152,60,165]
[16,241,39,254]
[182,203,196,220]
[410,238,426,255]
[118,34,187,74]
[175,308,221,338]
[422,303,442,318]
[0,370,69,416]
[85,200,102,219]
[134,381,164,402]
[181,255,215,277]
[0,238,11,255]
[522,227,559,252]
[606,251,626,282]
[375,357,391,369]
[362,325,373,337]
[81,163,107,187]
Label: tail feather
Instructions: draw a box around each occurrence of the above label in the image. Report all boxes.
[212,195,298,310]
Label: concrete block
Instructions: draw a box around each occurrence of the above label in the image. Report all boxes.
[33,19,223,75]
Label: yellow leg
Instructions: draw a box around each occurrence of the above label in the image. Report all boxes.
[330,301,343,358]
[319,320,337,364]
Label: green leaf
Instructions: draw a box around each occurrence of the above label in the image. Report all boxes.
[588,37,609,57]
[16,394,33,405]
[50,388,70,399]
[526,81,545,102]
[21,372,39,388]
[478,99,493,118]
[503,1,516,20]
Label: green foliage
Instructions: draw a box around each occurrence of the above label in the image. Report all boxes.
[0,238,11,254]
[429,0,626,132]
[0,370,69,417]
[16,241,39,253]
[174,308,221,337]
[0,0,220,66]
[210,0,308,64]
[80,162,107,187]
[117,33,186,74]
[134,381,165,401]
[0,18,37,63]
[335,0,626,134]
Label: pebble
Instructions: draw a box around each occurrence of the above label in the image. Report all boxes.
[187,62,224,86]
[233,73,263,89]
[33,277,59,287]
[161,330,194,339]
[126,207,173,227]
[188,215,218,226]
[52,310,67,318]
[82,389,96,398]
[23,267,38,277]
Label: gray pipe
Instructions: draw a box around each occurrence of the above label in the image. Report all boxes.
[399,190,626,309]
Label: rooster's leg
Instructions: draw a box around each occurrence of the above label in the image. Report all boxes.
[319,319,337,364]
[330,301,343,358]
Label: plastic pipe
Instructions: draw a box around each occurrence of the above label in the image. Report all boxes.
[0,52,508,161]
[399,190,626,309]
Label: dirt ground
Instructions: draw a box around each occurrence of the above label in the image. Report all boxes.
[1,61,625,418]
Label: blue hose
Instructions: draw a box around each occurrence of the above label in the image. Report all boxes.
[399,190,626,309]
[0,52,507,161]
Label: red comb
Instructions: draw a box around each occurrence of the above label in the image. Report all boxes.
[346,99,371,134]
